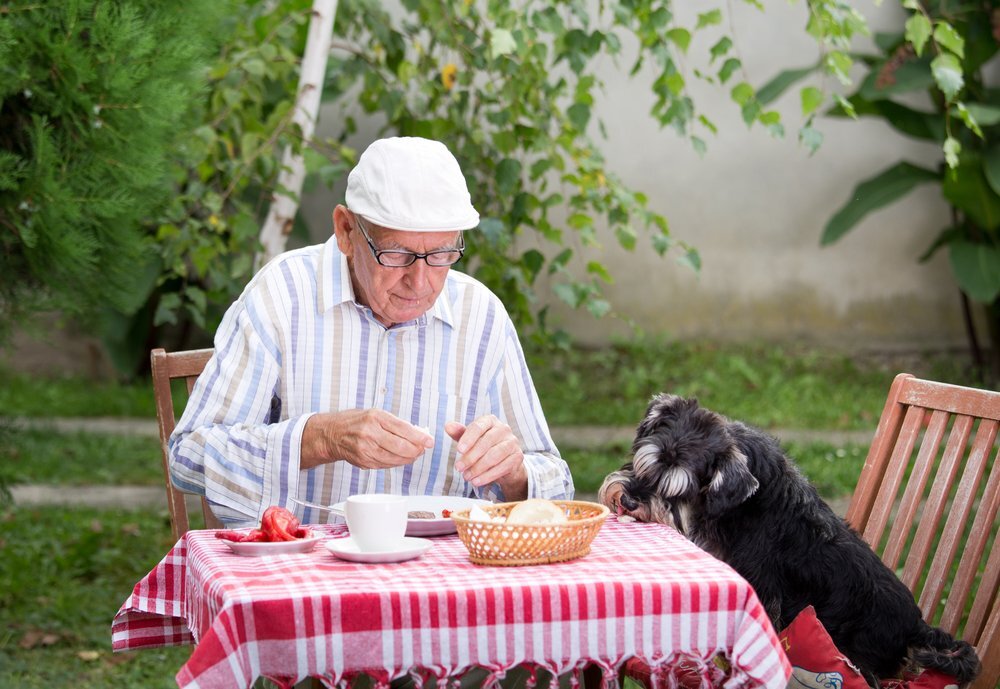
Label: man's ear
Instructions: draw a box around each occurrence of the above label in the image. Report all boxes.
[704,447,759,518]
[333,205,354,256]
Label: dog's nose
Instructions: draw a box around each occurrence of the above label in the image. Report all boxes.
[620,493,638,511]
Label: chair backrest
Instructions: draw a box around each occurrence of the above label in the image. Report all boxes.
[845,373,1000,688]
[151,347,223,540]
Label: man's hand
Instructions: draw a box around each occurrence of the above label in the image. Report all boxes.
[446,415,527,500]
[301,409,434,470]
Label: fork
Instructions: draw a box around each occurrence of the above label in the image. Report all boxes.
[290,497,345,515]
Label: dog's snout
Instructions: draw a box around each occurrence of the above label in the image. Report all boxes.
[619,493,639,511]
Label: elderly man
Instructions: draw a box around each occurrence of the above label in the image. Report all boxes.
[169,137,573,526]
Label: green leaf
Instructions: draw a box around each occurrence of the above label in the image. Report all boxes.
[943,158,1000,231]
[799,125,823,154]
[931,53,963,101]
[521,249,545,280]
[943,137,961,170]
[933,21,964,60]
[756,65,816,106]
[825,51,854,86]
[477,218,507,246]
[961,103,1000,127]
[552,282,579,307]
[718,58,740,84]
[568,213,593,230]
[586,261,613,283]
[666,28,691,54]
[800,87,823,117]
[614,224,637,250]
[567,103,591,131]
[955,103,984,138]
[154,293,181,327]
[904,14,932,56]
[490,29,517,59]
[495,158,522,196]
[902,0,921,9]
[949,241,1000,303]
[709,37,732,63]
[585,297,611,318]
[822,162,939,245]
[696,10,722,29]
[984,146,1000,197]
[832,93,856,119]
[731,82,754,106]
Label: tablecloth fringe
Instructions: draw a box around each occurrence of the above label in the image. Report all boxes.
[623,653,735,689]
[287,660,623,689]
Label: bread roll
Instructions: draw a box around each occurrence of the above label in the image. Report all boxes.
[506,499,568,525]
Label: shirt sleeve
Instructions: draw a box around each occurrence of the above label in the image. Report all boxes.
[476,316,574,502]
[167,286,309,527]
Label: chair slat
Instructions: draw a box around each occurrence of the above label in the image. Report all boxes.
[846,374,912,531]
[902,414,973,594]
[862,405,925,547]
[918,416,993,621]
[943,439,1000,637]
[883,409,949,569]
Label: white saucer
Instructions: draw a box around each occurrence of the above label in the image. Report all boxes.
[324,536,433,563]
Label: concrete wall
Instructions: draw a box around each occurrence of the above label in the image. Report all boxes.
[301,1,981,352]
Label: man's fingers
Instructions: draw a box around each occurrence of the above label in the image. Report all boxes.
[462,438,522,487]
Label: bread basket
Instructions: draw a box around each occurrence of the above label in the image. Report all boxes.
[450,500,609,566]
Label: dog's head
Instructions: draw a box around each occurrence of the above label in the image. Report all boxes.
[598,394,759,529]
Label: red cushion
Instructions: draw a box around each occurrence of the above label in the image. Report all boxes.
[780,606,964,689]
[779,605,870,689]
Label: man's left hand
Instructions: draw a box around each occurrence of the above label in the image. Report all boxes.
[445,415,527,501]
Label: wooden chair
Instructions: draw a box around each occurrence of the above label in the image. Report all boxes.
[845,373,1000,688]
[151,347,223,540]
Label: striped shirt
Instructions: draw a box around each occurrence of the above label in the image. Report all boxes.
[169,234,573,526]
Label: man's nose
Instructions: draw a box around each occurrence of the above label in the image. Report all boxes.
[403,258,433,286]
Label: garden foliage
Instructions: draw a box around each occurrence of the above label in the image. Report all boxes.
[0,2,227,347]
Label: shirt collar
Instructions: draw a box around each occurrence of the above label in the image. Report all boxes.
[318,234,455,329]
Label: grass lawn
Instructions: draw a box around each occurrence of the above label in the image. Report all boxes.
[0,505,191,688]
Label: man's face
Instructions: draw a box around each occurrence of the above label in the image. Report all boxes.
[337,209,461,327]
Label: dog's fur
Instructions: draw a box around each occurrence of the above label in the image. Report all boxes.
[598,394,981,687]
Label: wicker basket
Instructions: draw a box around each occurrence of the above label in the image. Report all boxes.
[451,500,609,566]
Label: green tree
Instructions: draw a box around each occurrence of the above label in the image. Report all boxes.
[119,0,350,373]
[0,1,227,346]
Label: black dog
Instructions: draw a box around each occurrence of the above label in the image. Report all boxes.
[598,394,981,687]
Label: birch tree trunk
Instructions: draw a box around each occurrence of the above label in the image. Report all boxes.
[256,0,338,270]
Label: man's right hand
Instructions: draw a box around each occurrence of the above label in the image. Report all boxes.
[300,409,434,470]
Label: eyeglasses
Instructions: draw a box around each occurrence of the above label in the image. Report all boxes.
[354,215,464,268]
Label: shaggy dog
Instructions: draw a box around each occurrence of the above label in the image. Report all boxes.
[598,394,981,687]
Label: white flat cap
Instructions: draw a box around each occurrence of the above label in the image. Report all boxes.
[346,137,480,232]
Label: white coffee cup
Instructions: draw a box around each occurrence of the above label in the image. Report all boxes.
[344,494,408,552]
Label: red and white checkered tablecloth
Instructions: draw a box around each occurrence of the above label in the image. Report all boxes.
[112,519,790,689]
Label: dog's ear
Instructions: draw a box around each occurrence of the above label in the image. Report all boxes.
[635,393,688,441]
[704,447,759,518]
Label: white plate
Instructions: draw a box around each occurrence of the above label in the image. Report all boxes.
[222,531,325,557]
[323,496,492,537]
[324,536,433,563]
